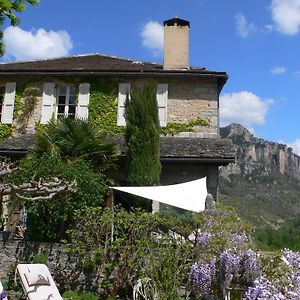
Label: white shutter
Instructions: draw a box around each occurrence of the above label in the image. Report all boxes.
[41,82,56,124]
[77,83,90,120]
[1,82,16,124]
[117,83,130,126]
[157,83,168,127]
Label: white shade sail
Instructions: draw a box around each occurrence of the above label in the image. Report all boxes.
[111,177,207,213]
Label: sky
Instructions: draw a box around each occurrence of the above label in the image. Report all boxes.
[1,0,300,154]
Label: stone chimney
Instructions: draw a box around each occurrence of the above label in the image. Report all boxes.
[163,17,190,70]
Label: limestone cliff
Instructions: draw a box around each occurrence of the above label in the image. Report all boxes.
[219,123,300,225]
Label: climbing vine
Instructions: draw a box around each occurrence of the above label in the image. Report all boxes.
[16,87,39,133]
[0,124,12,141]
[161,117,209,135]
[88,78,124,135]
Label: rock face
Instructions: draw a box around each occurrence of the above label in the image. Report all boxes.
[219,123,300,225]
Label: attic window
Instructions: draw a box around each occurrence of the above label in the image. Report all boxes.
[56,86,77,119]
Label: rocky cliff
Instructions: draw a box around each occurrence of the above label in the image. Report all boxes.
[219,123,300,226]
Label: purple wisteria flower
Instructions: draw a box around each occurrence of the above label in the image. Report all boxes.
[244,249,300,299]
[230,232,249,247]
[282,249,300,268]
[243,278,273,300]
[220,249,240,289]
[0,292,8,300]
[196,231,214,246]
[189,261,215,294]
[219,249,260,290]
[241,249,261,284]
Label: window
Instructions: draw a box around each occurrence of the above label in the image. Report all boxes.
[41,82,90,124]
[117,83,168,127]
[56,86,77,118]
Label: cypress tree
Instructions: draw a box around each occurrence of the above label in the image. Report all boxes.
[125,84,161,209]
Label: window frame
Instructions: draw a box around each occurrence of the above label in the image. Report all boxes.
[55,85,77,119]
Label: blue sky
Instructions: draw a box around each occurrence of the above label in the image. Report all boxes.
[1,0,300,154]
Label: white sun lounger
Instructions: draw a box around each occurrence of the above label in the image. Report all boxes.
[16,264,63,300]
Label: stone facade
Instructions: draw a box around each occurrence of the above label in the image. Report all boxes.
[13,76,219,138]
[0,241,97,292]
[167,78,219,137]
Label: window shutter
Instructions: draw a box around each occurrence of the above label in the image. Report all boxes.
[117,83,130,126]
[41,82,56,124]
[77,83,90,120]
[157,83,168,127]
[1,82,16,124]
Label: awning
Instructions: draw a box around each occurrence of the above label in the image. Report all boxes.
[111,177,207,213]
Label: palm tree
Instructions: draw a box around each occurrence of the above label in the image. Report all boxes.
[34,117,118,171]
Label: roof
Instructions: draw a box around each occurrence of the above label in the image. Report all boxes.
[160,137,235,163]
[0,134,235,164]
[0,133,35,155]
[0,54,228,88]
[109,136,235,164]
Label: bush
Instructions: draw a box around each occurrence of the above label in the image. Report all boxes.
[9,154,111,242]
[67,204,251,299]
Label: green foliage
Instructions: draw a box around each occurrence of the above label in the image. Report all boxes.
[32,252,48,264]
[161,117,209,135]
[67,204,251,299]
[63,291,98,300]
[34,117,118,172]
[0,124,12,141]
[125,84,161,188]
[254,218,300,251]
[17,86,40,133]
[88,78,124,135]
[0,0,39,56]
[192,204,253,259]
[9,154,111,241]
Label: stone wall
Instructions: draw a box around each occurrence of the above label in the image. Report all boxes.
[0,241,97,292]
[168,78,219,137]
[12,76,220,137]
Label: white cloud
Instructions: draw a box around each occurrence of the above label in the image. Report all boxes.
[220,91,274,127]
[271,0,300,35]
[288,139,300,155]
[3,26,73,60]
[141,21,163,55]
[270,66,287,74]
[234,13,256,38]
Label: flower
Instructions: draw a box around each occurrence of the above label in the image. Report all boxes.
[0,292,8,300]
[189,262,215,294]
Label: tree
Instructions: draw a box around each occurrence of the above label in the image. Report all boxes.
[0,0,39,56]
[9,117,119,241]
[125,84,161,210]
[34,117,118,171]
[0,157,76,232]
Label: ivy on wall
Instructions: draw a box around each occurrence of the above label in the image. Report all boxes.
[0,78,210,141]
[161,117,209,135]
[0,124,12,141]
[88,78,124,136]
[87,78,209,136]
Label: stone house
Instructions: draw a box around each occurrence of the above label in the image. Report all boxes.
[0,17,234,208]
